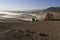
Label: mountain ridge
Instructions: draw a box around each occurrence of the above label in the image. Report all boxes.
[44,6,60,13]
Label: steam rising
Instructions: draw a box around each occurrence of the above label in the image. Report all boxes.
[0,11,47,21]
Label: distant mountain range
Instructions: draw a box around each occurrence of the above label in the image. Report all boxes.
[44,6,60,13]
[0,6,60,13]
[22,6,60,13]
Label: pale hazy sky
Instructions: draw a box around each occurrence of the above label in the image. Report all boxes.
[0,0,60,11]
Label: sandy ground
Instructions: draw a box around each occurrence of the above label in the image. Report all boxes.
[0,21,60,40]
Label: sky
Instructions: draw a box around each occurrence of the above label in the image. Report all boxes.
[0,0,60,11]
